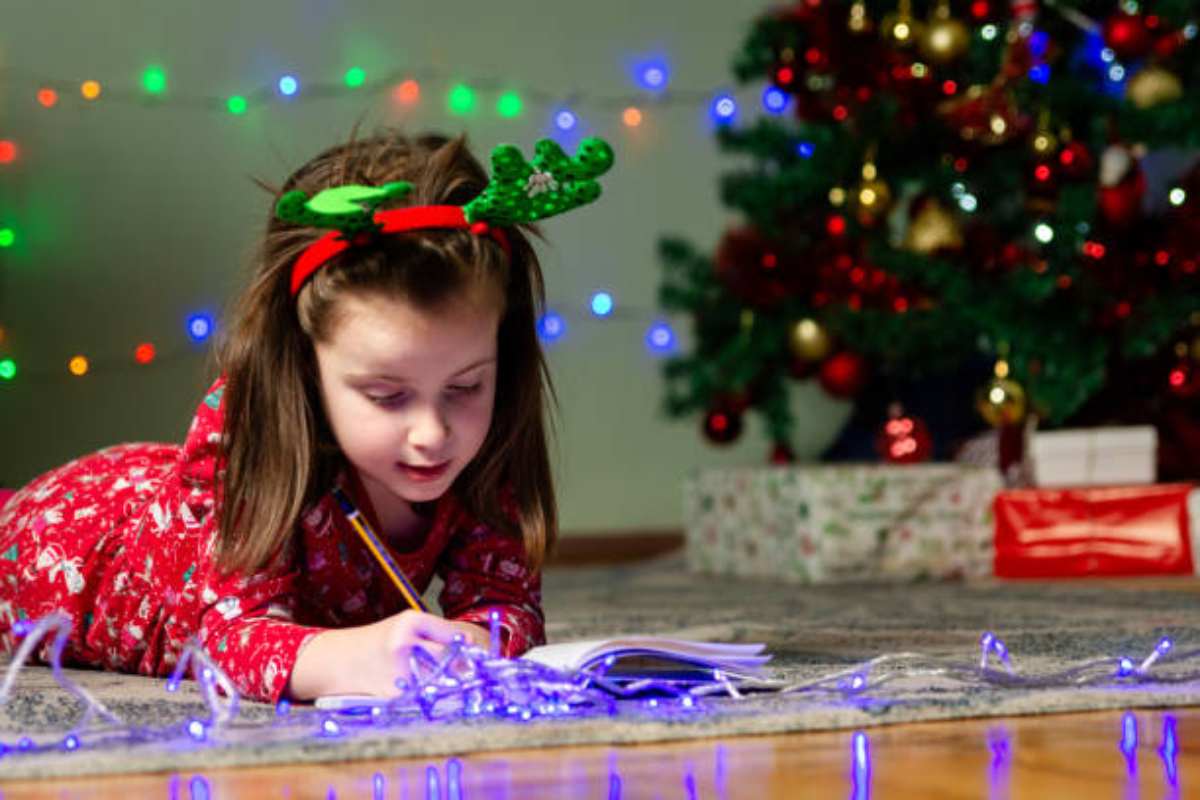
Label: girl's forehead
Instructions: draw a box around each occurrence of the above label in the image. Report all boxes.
[323,291,500,371]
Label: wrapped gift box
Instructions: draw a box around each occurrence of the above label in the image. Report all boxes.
[1029,425,1156,487]
[993,483,1196,578]
[684,464,1003,583]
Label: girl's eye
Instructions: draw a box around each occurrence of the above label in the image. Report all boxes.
[448,383,482,397]
[366,392,407,407]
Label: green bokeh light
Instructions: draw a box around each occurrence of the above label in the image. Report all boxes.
[448,83,476,115]
[496,92,523,118]
[0,228,14,248]
[344,67,366,88]
[142,65,167,95]
[227,95,247,115]
[0,359,15,381]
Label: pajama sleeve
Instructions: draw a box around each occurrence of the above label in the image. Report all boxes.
[177,376,325,704]
[436,504,545,657]
[193,565,326,704]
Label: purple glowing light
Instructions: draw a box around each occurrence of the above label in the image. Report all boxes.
[852,731,872,800]
[1120,711,1138,776]
[1160,714,1178,786]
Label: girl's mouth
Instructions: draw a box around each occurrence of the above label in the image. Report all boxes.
[398,461,450,482]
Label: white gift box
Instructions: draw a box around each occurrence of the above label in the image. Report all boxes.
[683,464,1003,583]
[1029,426,1157,487]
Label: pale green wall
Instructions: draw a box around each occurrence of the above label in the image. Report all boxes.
[0,0,851,533]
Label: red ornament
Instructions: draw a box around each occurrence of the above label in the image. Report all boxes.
[1167,360,1200,399]
[714,227,807,309]
[818,351,869,398]
[769,442,796,465]
[876,405,933,463]
[1097,144,1146,228]
[1027,160,1059,199]
[703,406,743,444]
[1104,12,1153,61]
[1057,141,1093,180]
[1153,31,1186,59]
[1098,174,1146,228]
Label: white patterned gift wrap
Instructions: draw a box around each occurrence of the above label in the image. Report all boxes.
[683,464,1005,583]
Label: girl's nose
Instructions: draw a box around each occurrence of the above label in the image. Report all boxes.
[407,402,450,451]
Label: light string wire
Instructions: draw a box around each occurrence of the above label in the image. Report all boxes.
[1,616,1197,760]
[0,65,715,114]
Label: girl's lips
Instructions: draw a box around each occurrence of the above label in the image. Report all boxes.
[397,461,450,482]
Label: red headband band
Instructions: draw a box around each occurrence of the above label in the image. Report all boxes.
[288,205,512,296]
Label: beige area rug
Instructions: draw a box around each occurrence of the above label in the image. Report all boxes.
[1,555,1198,779]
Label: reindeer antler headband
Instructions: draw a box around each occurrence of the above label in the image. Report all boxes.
[276,137,614,296]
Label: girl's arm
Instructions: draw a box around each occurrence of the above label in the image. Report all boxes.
[285,610,488,700]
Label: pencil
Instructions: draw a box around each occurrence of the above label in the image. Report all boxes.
[331,486,430,613]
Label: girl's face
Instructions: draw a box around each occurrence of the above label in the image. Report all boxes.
[314,288,501,518]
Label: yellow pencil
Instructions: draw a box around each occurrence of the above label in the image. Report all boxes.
[331,486,429,613]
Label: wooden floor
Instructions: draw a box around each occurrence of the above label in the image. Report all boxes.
[1,707,1193,798]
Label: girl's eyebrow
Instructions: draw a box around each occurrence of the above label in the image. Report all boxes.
[351,357,496,383]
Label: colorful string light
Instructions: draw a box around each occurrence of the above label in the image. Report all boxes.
[0,297,682,383]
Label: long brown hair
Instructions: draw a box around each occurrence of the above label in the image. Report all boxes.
[213,129,558,577]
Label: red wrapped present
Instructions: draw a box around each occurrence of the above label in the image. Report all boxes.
[994,483,1196,578]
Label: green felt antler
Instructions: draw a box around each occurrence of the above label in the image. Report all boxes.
[463,137,614,226]
[275,181,412,233]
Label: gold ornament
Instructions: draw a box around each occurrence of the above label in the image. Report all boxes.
[882,0,922,47]
[976,360,1027,427]
[1029,111,1058,157]
[1126,66,1183,109]
[853,157,892,225]
[1031,129,1058,156]
[788,318,834,362]
[902,198,963,254]
[848,0,873,34]
[919,0,969,64]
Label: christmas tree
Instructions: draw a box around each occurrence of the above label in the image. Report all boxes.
[658,0,1200,476]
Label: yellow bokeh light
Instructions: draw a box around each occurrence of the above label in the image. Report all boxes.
[622,107,643,127]
[68,355,89,376]
[81,80,102,100]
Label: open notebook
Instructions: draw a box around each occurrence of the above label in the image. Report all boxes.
[315,636,771,709]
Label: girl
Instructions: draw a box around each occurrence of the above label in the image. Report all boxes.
[0,129,613,703]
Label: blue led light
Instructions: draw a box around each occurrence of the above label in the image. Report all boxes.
[278,75,299,96]
[1118,657,1134,676]
[187,313,213,343]
[62,734,79,751]
[321,717,342,737]
[636,59,670,90]
[645,320,676,355]
[762,86,789,114]
[1029,64,1050,83]
[1029,30,1049,57]
[590,291,615,317]
[187,719,206,741]
[796,141,814,158]
[537,310,566,342]
[554,109,577,131]
[710,93,737,125]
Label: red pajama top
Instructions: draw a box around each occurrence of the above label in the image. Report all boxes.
[0,378,544,703]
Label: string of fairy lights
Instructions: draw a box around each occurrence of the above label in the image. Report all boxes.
[0,609,1195,770]
[0,57,774,384]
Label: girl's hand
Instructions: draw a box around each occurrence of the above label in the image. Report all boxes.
[288,610,490,700]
